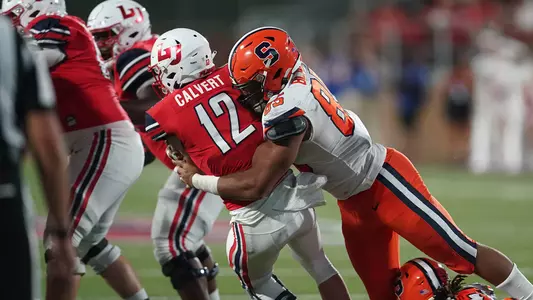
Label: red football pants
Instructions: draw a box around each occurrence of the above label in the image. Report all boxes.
[338,148,477,300]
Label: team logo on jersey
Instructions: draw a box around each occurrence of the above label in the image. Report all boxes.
[254,41,279,67]
[156,42,182,65]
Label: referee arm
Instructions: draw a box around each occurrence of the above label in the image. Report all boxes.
[17,34,70,236]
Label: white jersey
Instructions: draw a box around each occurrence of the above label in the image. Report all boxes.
[262,64,386,200]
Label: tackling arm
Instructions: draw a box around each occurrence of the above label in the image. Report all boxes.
[19,34,70,235]
[180,116,308,201]
[216,131,305,200]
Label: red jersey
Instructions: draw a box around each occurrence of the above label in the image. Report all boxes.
[27,14,129,132]
[110,35,172,168]
[146,67,264,210]
[113,35,158,101]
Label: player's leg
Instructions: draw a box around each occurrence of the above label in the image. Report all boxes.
[469,84,492,173]
[81,199,148,300]
[67,128,147,299]
[375,148,533,299]
[165,173,224,300]
[226,217,295,300]
[189,187,224,300]
[152,175,213,300]
[85,128,147,300]
[337,192,400,300]
[44,131,103,300]
[502,95,524,174]
[287,208,350,300]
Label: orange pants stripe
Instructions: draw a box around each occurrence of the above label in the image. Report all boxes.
[338,148,477,300]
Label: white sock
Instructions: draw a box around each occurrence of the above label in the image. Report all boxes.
[209,289,220,300]
[497,264,533,299]
[125,288,149,300]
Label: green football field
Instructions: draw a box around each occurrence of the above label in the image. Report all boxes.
[25,162,533,299]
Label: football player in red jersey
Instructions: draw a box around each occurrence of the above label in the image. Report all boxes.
[175,27,533,300]
[88,2,224,300]
[146,28,351,300]
[1,1,150,299]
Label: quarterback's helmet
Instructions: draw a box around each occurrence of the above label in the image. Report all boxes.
[395,258,449,300]
[87,0,151,60]
[149,28,216,95]
[228,26,301,114]
[2,0,66,28]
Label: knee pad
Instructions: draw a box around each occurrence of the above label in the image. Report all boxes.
[292,250,338,284]
[81,238,121,274]
[161,251,208,290]
[195,245,219,281]
[247,273,296,300]
[45,249,86,275]
[272,274,296,300]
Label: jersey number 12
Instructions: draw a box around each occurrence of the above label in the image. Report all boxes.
[195,93,256,154]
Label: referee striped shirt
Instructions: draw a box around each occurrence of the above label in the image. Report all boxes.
[0,15,55,191]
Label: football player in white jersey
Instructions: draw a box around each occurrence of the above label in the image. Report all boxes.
[87,1,223,299]
[176,27,533,300]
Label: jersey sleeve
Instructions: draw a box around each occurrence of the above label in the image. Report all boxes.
[27,16,71,49]
[262,91,307,141]
[144,111,176,170]
[145,112,167,142]
[115,48,152,98]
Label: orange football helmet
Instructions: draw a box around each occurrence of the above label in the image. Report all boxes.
[227,26,300,114]
[395,258,449,300]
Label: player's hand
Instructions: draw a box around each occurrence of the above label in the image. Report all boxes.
[166,144,183,164]
[175,157,201,187]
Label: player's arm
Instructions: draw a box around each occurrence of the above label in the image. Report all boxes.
[145,112,180,170]
[178,111,308,201]
[17,33,70,235]
[116,48,159,124]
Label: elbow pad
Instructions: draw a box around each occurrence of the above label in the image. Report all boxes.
[265,115,308,142]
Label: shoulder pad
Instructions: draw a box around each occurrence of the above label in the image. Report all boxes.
[28,16,70,47]
[115,47,151,94]
[262,83,309,127]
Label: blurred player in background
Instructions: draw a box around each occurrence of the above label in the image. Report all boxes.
[0,16,74,300]
[176,27,533,300]
[1,0,150,299]
[470,1,533,175]
[87,1,223,299]
[147,28,351,300]
[470,27,533,174]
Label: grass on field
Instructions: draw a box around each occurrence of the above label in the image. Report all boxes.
[25,162,533,299]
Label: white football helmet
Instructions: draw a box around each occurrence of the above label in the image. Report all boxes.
[2,0,66,28]
[87,0,151,60]
[149,28,216,95]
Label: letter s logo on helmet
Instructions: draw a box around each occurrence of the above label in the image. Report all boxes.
[254,41,279,67]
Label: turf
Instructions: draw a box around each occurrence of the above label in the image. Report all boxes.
[24,162,533,299]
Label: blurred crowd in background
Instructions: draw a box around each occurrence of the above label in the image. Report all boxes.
[70,0,533,173]
[306,0,533,174]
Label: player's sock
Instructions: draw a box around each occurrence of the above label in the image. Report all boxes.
[209,289,220,300]
[497,264,533,299]
[125,288,149,300]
